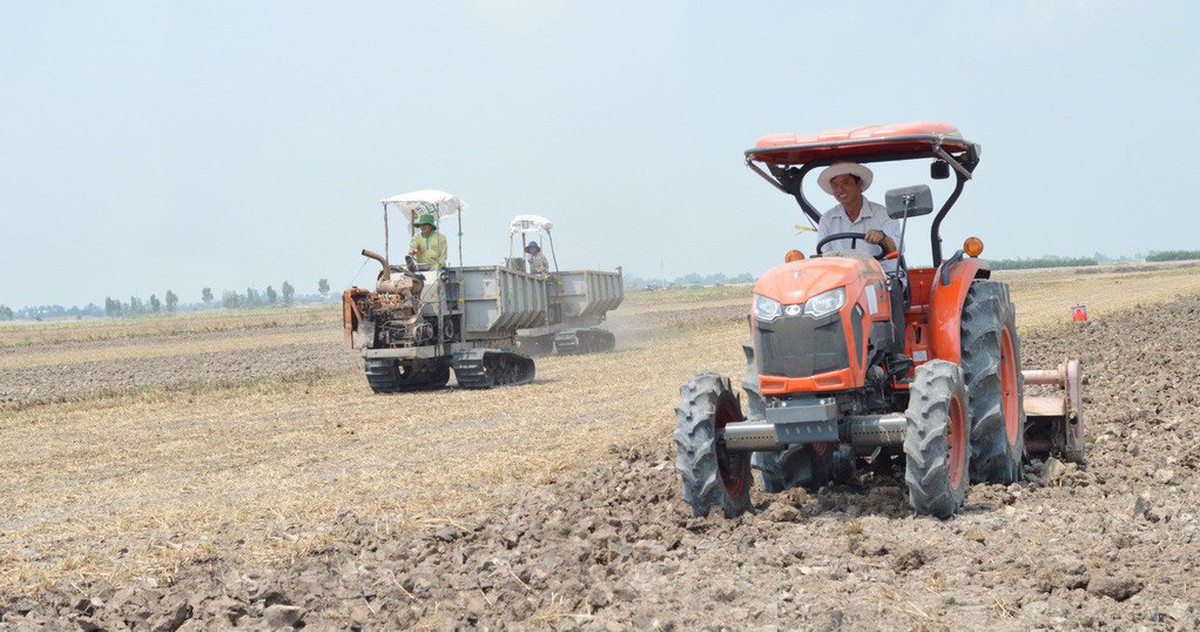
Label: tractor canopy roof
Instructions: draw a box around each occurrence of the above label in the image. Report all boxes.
[745,121,983,266]
[509,214,553,235]
[380,189,467,222]
[746,121,977,167]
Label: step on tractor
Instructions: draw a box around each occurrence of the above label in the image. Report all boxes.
[506,214,624,356]
[342,190,624,392]
[673,122,1085,519]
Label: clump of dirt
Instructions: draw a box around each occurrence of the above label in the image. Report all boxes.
[5,292,1200,629]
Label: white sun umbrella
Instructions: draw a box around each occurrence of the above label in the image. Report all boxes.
[378,190,468,268]
[508,214,558,272]
[381,189,468,223]
[508,214,552,234]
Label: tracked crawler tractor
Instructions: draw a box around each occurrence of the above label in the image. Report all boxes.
[674,122,1085,519]
[343,191,537,391]
[344,192,626,392]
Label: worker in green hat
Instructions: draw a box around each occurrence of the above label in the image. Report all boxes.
[408,213,448,268]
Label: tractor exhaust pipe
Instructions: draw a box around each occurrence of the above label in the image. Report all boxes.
[844,413,907,447]
[362,248,390,280]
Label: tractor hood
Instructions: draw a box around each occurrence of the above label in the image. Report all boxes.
[754,256,879,304]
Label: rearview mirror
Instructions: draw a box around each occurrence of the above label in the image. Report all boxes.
[885,185,934,219]
[931,160,950,180]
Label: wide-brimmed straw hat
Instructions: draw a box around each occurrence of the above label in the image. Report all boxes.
[524,241,541,254]
[817,162,874,195]
[413,213,437,228]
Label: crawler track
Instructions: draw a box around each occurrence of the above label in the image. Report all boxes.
[553,327,616,354]
[451,349,535,389]
[363,358,451,392]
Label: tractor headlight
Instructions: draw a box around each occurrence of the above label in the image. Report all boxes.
[805,287,845,318]
[753,294,782,322]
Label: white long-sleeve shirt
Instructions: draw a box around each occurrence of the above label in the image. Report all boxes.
[816,199,902,273]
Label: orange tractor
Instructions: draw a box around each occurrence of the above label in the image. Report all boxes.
[674,122,1084,519]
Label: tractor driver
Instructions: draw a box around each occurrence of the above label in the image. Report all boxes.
[816,162,901,274]
[408,213,448,269]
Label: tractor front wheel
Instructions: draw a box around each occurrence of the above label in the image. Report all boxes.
[674,373,752,518]
[903,360,971,519]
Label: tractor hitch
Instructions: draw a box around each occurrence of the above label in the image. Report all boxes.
[1022,360,1085,463]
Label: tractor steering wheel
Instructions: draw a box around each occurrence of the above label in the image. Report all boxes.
[815,231,891,262]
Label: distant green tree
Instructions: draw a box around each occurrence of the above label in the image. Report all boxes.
[986,256,1096,271]
[149,294,161,313]
[0,305,13,321]
[165,290,178,314]
[318,278,330,298]
[222,291,241,309]
[281,281,295,307]
[104,297,120,317]
[1146,250,1200,262]
[266,285,278,305]
[246,287,261,307]
[129,296,144,315]
[202,287,214,306]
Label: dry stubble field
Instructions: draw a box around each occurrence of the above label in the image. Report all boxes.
[2,262,1200,629]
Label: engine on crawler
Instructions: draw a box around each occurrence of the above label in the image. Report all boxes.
[351,250,457,349]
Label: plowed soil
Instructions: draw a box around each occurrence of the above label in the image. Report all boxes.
[3,282,1200,629]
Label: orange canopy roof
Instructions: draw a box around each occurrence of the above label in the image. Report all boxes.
[747,121,974,165]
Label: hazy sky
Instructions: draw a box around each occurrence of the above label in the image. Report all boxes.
[2,1,1197,308]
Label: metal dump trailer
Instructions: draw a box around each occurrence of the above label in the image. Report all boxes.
[515,268,625,354]
[456,266,548,336]
[506,215,626,355]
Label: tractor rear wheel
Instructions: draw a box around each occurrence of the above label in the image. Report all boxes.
[903,360,971,519]
[674,373,752,518]
[961,280,1026,484]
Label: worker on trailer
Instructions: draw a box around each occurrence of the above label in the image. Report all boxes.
[524,241,550,277]
[816,162,900,273]
[408,213,448,269]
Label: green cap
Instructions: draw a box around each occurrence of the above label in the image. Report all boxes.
[413,213,437,228]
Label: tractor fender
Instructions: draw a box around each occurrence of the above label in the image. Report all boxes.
[928,254,991,364]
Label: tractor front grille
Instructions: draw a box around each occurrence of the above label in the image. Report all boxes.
[756,309,851,378]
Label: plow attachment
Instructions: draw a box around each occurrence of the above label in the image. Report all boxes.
[1022,360,1085,464]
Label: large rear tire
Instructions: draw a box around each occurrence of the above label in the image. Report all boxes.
[961,281,1026,483]
[673,373,752,518]
[904,360,971,519]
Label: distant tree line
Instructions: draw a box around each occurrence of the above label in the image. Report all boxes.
[1146,250,1200,262]
[1,304,103,321]
[5,278,336,322]
[984,256,1097,271]
[219,282,296,309]
[624,271,755,290]
[104,291,179,317]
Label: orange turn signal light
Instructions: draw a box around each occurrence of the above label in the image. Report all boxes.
[785,250,805,263]
[963,237,984,257]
